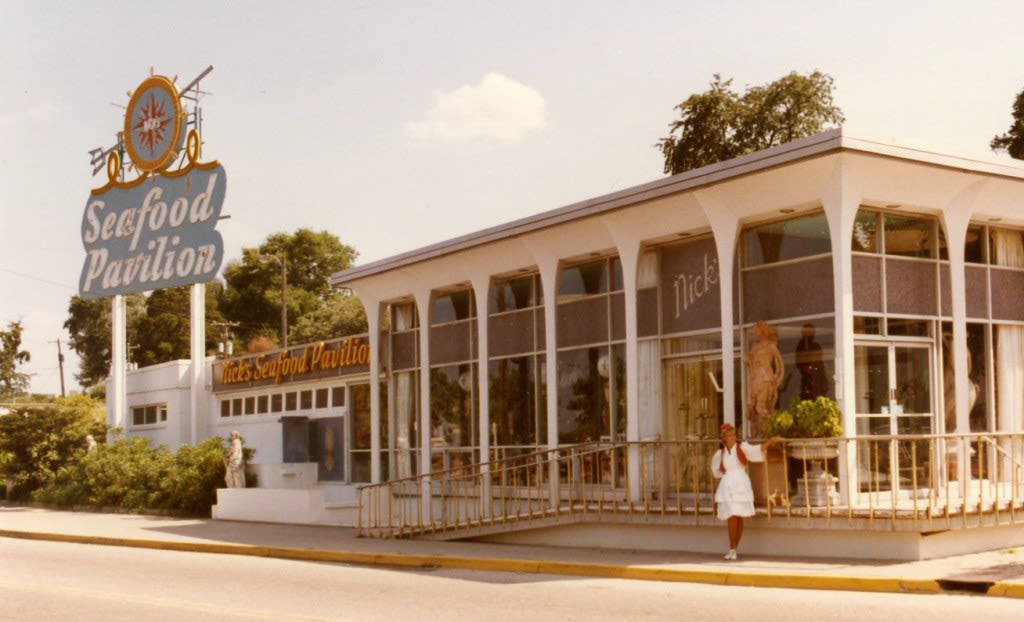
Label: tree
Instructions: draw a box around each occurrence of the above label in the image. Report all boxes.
[64,294,145,388]
[134,285,226,366]
[290,290,368,343]
[0,321,32,399]
[65,283,227,386]
[220,229,359,348]
[991,88,1024,159]
[657,71,844,175]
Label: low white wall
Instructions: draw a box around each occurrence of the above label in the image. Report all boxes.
[919,523,1024,559]
[212,486,359,526]
[320,482,360,505]
[252,462,318,489]
[213,488,325,524]
[478,522,927,560]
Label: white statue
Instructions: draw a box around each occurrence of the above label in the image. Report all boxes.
[745,321,784,439]
[85,434,97,452]
[224,431,246,488]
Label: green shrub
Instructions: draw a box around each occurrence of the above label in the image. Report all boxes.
[159,437,227,515]
[0,395,106,499]
[34,434,241,517]
[35,437,173,511]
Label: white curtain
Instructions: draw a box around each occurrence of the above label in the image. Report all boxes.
[394,304,414,331]
[637,251,658,289]
[993,229,1024,433]
[636,252,661,440]
[638,340,662,441]
[392,303,419,477]
[395,372,414,478]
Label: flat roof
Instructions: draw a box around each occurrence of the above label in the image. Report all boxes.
[330,128,1024,287]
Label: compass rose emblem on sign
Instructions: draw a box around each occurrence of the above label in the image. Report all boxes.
[123,75,185,173]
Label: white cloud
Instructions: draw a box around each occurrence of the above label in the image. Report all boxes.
[406,73,546,145]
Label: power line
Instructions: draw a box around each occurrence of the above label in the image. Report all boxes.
[0,268,77,291]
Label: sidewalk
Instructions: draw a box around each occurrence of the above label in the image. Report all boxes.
[1,503,1022,598]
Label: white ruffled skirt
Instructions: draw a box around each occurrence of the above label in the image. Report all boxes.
[714,469,755,520]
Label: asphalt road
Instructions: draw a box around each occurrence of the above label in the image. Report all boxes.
[2,537,1021,622]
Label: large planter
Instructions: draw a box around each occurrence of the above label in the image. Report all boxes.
[789,438,840,462]
[789,439,840,507]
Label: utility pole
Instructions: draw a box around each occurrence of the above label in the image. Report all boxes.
[280,256,288,349]
[259,253,288,349]
[51,339,66,397]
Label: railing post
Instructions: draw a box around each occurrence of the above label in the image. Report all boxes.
[420,476,431,533]
[548,451,560,511]
[480,460,491,522]
[627,443,641,507]
[957,435,970,504]
[571,448,582,507]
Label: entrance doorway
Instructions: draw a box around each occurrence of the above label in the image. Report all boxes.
[854,340,934,494]
[663,356,722,493]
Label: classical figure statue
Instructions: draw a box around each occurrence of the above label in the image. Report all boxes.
[85,434,97,452]
[224,431,246,488]
[745,321,784,438]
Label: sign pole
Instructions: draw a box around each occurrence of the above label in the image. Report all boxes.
[110,294,126,436]
[190,283,205,445]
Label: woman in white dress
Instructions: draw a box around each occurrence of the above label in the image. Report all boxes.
[710,423,780,560]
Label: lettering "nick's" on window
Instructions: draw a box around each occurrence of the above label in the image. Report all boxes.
[672,253,718,318]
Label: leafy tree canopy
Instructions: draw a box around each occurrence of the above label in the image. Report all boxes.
[991,88,1024,159]
[65,285,226,387]
[289,290,368,344]
[0,321,31,399]
[65,293,145,388]
[220,229,359,348]
[134,285,225,367]
[657,71,844,175]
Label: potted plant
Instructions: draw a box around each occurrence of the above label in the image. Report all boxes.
[766,396,842,440]
[765,396,843,506]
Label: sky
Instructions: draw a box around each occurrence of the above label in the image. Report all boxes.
[2,0,1024,396]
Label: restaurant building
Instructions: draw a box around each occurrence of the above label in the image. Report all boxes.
[117,130,1024,558]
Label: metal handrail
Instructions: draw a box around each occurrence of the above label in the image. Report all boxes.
[358,433,1024,539]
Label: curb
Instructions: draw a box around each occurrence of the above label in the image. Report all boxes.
[986,582,1024,598]
[1,528,1019,597]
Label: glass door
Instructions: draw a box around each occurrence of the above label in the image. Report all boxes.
[663,356,722,494]
[854,341,934,494]
[349,383,371,483]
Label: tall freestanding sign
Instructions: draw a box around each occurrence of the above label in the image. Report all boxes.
[81,68,226,442]
[80,73,227,298]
